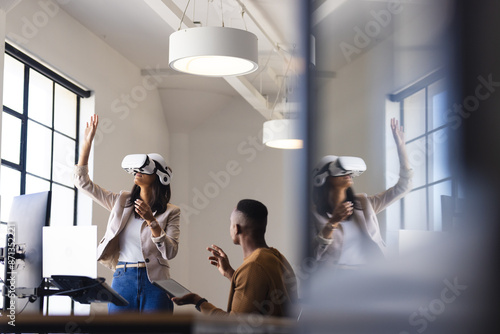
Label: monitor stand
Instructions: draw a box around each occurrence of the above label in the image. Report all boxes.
[2,275,128,313]
[47,275,129,306]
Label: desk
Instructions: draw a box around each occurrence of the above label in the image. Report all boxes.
[1,313,296,333]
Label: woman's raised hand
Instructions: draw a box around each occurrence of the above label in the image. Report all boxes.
[390,117,411,170]
[391,117,405,148]
[83,114,99,146]
[78,114,99,166]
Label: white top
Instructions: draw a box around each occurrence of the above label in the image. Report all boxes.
[337,218,371,266]
[118,214,145,263]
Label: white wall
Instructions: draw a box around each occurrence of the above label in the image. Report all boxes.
[169,96,302,311]
[314,35,395,201]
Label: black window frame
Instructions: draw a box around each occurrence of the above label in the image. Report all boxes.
[388,68,459,231]
[1,43,91,226]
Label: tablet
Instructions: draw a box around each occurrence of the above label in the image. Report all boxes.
[153,278,191,297]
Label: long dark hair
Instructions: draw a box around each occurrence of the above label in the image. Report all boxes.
[126,162,171,216]
[312,181,358,218]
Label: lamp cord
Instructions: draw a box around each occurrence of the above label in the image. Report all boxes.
[241,7,248,30]
[192,0,196,23]
[220,0,224,27]
[178,0,192,30]
[206,0,210,27]
[270,47,294,119]
[249,49,273,86]
[16,298,31,315]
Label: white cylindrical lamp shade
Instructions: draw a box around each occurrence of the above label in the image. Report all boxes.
[263,119,303,149]
[169,27,259,77]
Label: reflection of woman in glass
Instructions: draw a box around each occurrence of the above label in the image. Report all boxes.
[311,118,412,267]
[74,114,180,313]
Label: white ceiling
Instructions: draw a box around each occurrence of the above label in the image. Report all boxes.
[56,0,400,132]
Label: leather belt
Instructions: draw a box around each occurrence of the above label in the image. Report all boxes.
[116,262,146,269]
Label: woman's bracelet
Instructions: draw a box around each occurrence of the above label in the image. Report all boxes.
[326,222,338,230]
[148,220,159,229]
[195,298,208,312]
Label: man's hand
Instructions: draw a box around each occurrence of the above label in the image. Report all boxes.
[171,293,202,306]
[207,244,235,280]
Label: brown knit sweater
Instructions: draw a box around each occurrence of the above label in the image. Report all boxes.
[201,247,298,317]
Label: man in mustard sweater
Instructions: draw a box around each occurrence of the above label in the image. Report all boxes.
[172,199,298,317]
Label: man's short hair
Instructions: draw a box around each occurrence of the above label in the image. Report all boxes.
[236,199,268,234]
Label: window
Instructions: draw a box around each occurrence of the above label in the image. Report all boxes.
[1,45,90,226]
[385,70,461,248]
[1,44,90,312]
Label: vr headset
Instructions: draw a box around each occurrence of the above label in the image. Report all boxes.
[121,153,172,186]
[313,155,366,187]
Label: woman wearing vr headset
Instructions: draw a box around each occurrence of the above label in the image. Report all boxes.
[311,118,413,267]
[74,115,180,313]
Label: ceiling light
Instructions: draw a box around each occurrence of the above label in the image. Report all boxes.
[169,27,259,77]
[263,119,303,150]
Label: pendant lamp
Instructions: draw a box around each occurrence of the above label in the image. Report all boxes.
[262,119,303,149]
[169,26,259,77]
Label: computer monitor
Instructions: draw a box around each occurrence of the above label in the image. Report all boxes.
[3,191,51,314]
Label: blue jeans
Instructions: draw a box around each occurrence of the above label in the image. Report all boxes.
[108,262,174,314]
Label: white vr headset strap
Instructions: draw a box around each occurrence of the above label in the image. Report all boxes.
[155,168,172,186]
[313,171,330,187]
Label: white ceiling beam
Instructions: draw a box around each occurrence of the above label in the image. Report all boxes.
[140,68,182,77]
[312,0,348,27]
[143,0,275,120]
[143,0,194,30]
[224,76,278,120]
[233,0,289,62]
[266,66,284,89]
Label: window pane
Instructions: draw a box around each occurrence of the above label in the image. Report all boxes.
[429,127,451,182]
[54,84,77,138]
[1,112,22,164]
[53,133,75,187]
[406,137,427,188]
[403,188,427,230]
[403,89,426,141]
[50,184,74,227]
[27,120,52,179]
[428,79,448,130]
[0,166,21,222]
[26,174,51,194]
[3,54,24,113]
[28,69,53,127]
[429,180,452,232]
